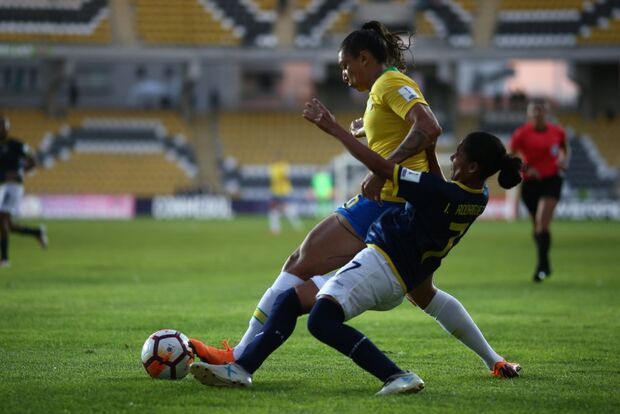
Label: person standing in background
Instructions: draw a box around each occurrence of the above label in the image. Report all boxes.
[311,169,334,218]
[0,115,48,268]
[510,100,569,282]
[268,154,302,234]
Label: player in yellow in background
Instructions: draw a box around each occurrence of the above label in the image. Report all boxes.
[268,156,302,234]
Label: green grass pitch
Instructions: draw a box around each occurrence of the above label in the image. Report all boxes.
[1,217,619,413]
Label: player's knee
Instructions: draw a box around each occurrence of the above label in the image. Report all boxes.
[294,282,319,314]
[283,250,315,279]
[407,277,437,309]
[283,249,300,271]
[307,307,326,341]
[307,298,343,342]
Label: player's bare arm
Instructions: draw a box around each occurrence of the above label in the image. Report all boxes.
[303,98,394,180]
[361,103,442,201]
[425,142,445,180]
[389,104,442,163]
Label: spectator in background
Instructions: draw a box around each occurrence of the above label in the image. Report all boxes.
[0,115,48,268]
[129,66,167,109]
[510,100,569,282]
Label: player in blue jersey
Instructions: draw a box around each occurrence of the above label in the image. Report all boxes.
[190,100,523,394]
[0,115,48,268]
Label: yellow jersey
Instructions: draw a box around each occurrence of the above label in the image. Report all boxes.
[364,68,429,201]
[269,161,293,196]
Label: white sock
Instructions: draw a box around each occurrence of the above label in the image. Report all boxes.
[284,204,302,230]
[233,271,304,359]
[423,289,503,370]
[268,209,281,234]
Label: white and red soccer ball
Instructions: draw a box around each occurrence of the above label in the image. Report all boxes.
[141,329,194,379]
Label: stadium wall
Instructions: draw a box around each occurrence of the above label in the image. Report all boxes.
[17,193,620,221]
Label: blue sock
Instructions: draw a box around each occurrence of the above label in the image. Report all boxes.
[236,288,302,374]
[307,298,403,382]
[0,238,7,261]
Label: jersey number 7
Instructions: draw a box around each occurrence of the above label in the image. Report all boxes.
[421,222,470,262]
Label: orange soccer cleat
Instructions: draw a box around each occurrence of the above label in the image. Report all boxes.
[189,338,235,365]
[492,360,521,378]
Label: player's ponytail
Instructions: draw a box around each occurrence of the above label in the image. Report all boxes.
[462,131,523,189]
[497,154,522,189]
[341,21,411,72]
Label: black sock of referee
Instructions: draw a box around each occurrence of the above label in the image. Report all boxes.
[535,231,551,273]
[11,224,41,237]
[1,237,8,261]
[236,288,302,374]
[308,298,403,382]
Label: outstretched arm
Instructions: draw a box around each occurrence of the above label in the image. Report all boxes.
[425,142,445,180]
[303,98,394,181]
[389,104,442,164]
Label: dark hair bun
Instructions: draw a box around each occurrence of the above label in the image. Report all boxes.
[498,155,523,189]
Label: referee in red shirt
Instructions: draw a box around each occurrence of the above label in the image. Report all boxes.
[510,100,569,282]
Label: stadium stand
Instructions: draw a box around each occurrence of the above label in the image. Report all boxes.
[2,109,193,146]
[414,8,437,37]
[217,111,355,165]
[579,0,620,45]
[134,0,276,46]
[31,119,197,196]
[566,135,617,197]
[495,0,620,48]
[560,113,620,168]
[207,0,276,46]
[2,109,197,196]
[66,110,194,142]
[0,0,111,44]
[253,0,278,13]
[294,0,357,47]
[416,0,473,47]
[135,0,241,46]
[1,109,66,148]
[26,153,193,196]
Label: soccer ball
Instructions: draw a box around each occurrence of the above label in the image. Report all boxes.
[141,329,194,379]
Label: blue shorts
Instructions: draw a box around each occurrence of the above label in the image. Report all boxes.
[335,194,405,239]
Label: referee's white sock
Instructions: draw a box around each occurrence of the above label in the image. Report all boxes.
[233,271,304,359]
[423,289,503,370]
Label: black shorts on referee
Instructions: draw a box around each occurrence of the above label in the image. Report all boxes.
[521,175,563,216]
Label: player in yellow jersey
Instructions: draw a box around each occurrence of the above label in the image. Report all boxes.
[190,21,443,363]
[268,157,301,234]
